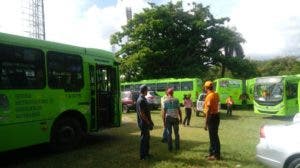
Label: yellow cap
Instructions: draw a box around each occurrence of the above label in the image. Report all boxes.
[204,81,213,88]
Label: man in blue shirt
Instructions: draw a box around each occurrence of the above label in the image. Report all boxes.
[136,85,154,160]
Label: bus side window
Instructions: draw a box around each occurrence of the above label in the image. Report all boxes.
[0,44,45,89]
[47,51,83,91]
[286,83,297,99]
[181,82,193,91]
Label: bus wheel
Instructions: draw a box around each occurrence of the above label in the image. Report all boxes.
[51,117,84,152]
[123,105,129,113]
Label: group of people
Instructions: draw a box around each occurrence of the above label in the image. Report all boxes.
[136,81,221,161]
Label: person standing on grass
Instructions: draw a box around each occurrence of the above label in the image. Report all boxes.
[226,96,234,116]
[136,85,154,160]
[163,88,182,152]
[183,93,193,126]
[160,88,168,143]
[203,81,221,161]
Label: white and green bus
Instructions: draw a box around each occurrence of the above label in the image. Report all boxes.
[213,78,243,106]
[0,32,121,152]
[254,75,300,116]
[121,78,202,104]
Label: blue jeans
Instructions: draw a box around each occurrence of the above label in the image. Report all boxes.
[166,116,180,151]
[140,125,150,159]
[162,127,168,141]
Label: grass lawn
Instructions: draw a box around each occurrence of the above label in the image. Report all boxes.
[1,108,292,168]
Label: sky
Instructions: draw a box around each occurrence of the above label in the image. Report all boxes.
[0,0,300,60]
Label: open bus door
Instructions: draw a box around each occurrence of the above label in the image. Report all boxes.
[89,64,119,130]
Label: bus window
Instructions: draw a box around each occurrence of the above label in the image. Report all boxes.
[47,51,83,91]
[286,83,297,99]
[181,82,193,91]
[124,85,131,91]
[157,83,168,91]
[147,83,156,91]
[169,82,180,91]
[0,44,45,89]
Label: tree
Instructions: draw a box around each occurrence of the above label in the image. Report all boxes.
[111,1,251,81]
[207,26,246,77]
[254,56,300,76]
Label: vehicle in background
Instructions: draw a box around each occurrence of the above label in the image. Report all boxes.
[246,78,256,106]
[254,75,300,116]
[0,32,121,152]
[256,113,300,168]
[121,78,202,104]
[196,93,206,116]
[214,78,243,106]
[121,91,139,113]
[145,91,161,110]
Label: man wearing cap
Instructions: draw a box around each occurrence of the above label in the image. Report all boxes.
[203,81,221,160]
[163,88,182,152]
[136,84,154,160]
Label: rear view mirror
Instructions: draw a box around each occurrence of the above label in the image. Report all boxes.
[293,113,300,123]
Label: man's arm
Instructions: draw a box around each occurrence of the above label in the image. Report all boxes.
[178,107,182,124]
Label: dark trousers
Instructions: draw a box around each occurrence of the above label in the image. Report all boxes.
[166,117,180,151]
[162,127,168,141]
[183,108,192,125]
[207,113,220,158]
[140,126,150,159]
[227,105,232,116]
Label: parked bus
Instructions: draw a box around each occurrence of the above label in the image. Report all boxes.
[254,75,300,116]
[0,32,121,152]
[246,78,256,105]
[213,78,243,106]
[121,78,202,104]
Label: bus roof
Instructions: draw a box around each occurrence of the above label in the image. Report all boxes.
[0,32,115,62]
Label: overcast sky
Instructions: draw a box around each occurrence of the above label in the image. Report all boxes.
[0,0,300,60]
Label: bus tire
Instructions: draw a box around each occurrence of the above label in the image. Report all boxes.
[123,105,129,113]
[51,117,84,152]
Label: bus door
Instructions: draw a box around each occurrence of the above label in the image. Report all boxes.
[90,65,118,129]
[286,82,298,115]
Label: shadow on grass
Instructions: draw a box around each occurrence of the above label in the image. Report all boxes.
[263,115,293,121]
[220,112,241,120]
[0,120,211,168]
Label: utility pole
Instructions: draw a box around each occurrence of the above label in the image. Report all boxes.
[23,0,46,40]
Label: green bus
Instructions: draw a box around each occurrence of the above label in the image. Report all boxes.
[213,78,243,106]
[0,32,121,152]
[246,78,256,105]
[253,75,300,116]
[121,78,202,103]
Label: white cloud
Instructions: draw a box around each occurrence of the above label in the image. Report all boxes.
[230,0,300,59]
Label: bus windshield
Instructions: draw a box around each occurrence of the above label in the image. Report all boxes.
[254,77,283,104]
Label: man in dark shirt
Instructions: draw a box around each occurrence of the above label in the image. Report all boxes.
[136,85,154,160]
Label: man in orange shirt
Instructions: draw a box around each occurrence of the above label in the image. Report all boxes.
[203,81,221,160]
[226,96,234,116]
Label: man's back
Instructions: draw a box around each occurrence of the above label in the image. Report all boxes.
[164,97,180,118]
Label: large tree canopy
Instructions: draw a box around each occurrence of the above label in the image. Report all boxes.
[111,2,254,81]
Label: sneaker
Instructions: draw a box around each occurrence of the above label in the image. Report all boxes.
[207,155,220,161]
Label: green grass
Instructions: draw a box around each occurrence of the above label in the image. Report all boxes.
[1,109,291,168]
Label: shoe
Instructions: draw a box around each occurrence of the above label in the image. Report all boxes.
[207,155,220,161]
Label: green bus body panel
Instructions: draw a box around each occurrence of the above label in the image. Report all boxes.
[121,78,202,103]
[0,32,121,152]
[246,78,255,105]
[253,75,300,116]
[214,78,243,105]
